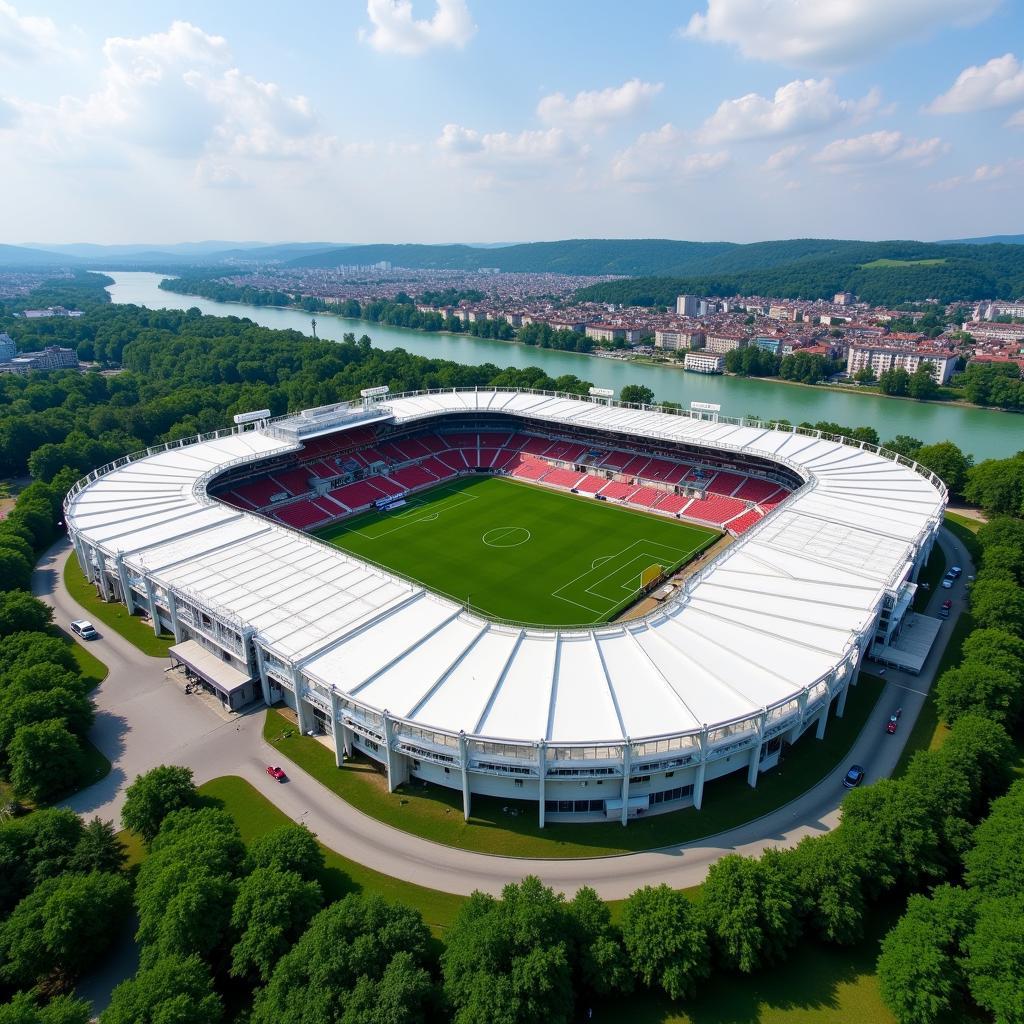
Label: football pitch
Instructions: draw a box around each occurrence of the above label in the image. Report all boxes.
[315,476,719,626]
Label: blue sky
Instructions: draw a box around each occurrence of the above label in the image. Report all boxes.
[2,0,1023,244]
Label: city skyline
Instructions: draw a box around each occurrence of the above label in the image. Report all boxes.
[1,0,1023,244]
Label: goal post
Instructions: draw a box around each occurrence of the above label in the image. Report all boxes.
[640,563,663,589]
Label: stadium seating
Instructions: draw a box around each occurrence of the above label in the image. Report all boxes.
[520,436,553,457]
[371,476,405,497]
[510,459,549,481]
[437,450,468,472]
[655,493,692,515]
[443,432,477,448]
[272,468,313,496]
[599,481,640,501]
[274,500,330,529]
[706,471,746,496]
[479,432,512,448]
[627,486,665,509]
[726,509,763,535]
[544,440,588,462]
[421,456,457,480]
[733,477,781,503]
[328,480,389,511]
[542,467,587,489]
[599,450,632,470]
[390,465,438,490]
[576,475,606,493]
[233,477,288,508]
[682,494,748,525]
[620,455,651,476]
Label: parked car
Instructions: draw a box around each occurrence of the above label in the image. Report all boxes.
[941,570,957,589]
[843,764,866,788]
[70,619,98,640]
[266,765,286,782]
[940,599,952,619]
[886,709,902,734]
[949,566,963,579]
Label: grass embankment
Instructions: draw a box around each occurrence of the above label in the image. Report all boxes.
[63,554,175,657]
[264,674,882,859]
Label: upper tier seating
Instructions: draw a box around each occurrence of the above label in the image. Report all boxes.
[272,467,314,496]
[733,477,782,503]
[274,499,330,530]
[683,494,748,525]
[233,477,288,508]
[726,508,763,535]
[706,471,746,496]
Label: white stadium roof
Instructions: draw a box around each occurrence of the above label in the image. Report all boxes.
[66,390,945,746]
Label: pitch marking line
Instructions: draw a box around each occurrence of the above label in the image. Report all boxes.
[330,486,478,541]
[482,526,532,548]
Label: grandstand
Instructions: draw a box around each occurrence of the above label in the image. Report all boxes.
[65,389,946,826]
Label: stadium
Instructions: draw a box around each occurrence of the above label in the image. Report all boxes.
[65,389,946,825]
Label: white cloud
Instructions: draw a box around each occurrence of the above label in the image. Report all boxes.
[762,143,804,172]
[814,130,947,168]
[1007,109,1024,128]
[6,21,331,169]
[0,96,16,129]
[933,159,1024,190]
[682,0,999,69]
[928,54,1024,114]
[537,79,662,130]
[437,123,583,181]
[0,1,60,65]
[194,159,248,189]
[701,78,879,142]
[612,123,729,185]
[361,0,475,56]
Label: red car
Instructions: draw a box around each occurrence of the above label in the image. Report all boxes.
[266,765,286,782]
[886,709,903,734]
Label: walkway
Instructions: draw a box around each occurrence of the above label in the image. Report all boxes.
[35,529,971,901]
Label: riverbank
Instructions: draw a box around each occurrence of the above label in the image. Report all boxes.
[104,272,1021,458]
[158,281,1017,418]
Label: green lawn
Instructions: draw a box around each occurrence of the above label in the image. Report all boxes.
[315,476,718,626]
[63,553,175,657]
[264,673,882,858]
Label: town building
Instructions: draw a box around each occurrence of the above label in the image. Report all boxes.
[705,332,748,354]
[654,329,705,351]
[0,333,15,362]
[684,351,725,373]
[675,294,700,317]
[0,345,79,374]
[846,345,958,384]
[834,292,855,306]
[585,324,626,343]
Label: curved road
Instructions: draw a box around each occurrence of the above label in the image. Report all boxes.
[36,529,971,901]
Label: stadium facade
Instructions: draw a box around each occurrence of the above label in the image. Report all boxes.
[65,390,946,825]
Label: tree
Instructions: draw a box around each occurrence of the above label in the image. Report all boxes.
[101,955,222,1024]
[788,835,865,945]
[619,884,709,1000]
[0,548,32,592]
[253,894,434,1024]
[442,877,573,1024]
[963,781,1024,897]
[977,515,1024,553]
[854,368,876,384]
[970,579,1024,635]
[877,885,977,1024]
[146,872,236,964]
[964,455,1024,517]
[230,867,323,982]
[700,851,799,973]
[884,435,923,458]
[907,363,939,400]
[0,593,52,638]
[0,686,94,756]
[878,367,911,396]
[913,441,972,494]
[8,720,85,804]
[964,895,1024,1024]
[0,992,91,1024]
[0,632,77,677]
[619,384,655,406]
[0,871,131,986]
[121,765,199,843]
[68,817,127,875]
[936,660,1023,727]
[565,886,631,998]
[245,824,324,881]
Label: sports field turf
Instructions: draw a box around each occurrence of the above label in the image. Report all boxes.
[315,476,718,626]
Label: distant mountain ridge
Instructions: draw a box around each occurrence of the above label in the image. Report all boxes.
[941,234,1024,246]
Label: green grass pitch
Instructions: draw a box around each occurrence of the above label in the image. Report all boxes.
[315,476,719,626]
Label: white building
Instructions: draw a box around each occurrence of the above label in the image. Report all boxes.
[676,294,700,317]
[654,329,705,351]
[684,352,725,373]
[846,345,958,384]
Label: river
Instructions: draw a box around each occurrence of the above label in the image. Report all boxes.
[103,271,1021,459]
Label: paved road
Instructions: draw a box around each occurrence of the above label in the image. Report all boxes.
[36,529,971,902]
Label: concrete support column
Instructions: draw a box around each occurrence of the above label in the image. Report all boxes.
[537,741,548,829]
[253,643,272,707]
[620,740,632,827]
[836,676,851,719]
[815,696,829,740]
[72,534,88,575]
[116,554,134,614]
[330,689,344,768]
[142,577,162,637]
[747,712,766,788]
[693,726,708,810]
[458,732,471,822]
[165,591,184,642]
[381,712,409,792]
[293,669,312,736]
[96,549,112,601]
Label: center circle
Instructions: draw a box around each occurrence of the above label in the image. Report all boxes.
[482,526,532,548]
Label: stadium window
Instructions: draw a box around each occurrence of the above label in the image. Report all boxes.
[629,774,651,785]
[514,779,523,788]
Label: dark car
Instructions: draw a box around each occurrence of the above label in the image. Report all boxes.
[266,765,286,782]
[843,764,866,788]
[950,566,963,579]
[886,709,902,734]
[941,570,958,589]
[940,599,952,619]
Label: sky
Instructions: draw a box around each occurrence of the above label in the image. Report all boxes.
[1,0,1023,245]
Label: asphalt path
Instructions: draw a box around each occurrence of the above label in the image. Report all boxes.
[35,528,972,902]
